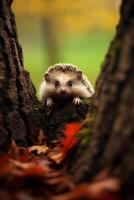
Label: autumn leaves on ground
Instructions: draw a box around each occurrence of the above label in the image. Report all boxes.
[0,122,120,200]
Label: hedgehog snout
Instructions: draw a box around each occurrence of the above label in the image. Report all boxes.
[59,87,67,95]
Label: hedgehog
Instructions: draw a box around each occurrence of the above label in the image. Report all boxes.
[39,63,94,106]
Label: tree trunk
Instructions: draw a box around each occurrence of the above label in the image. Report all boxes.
[0,0,39,152]
[70,0,134,199]
[42,17,60,66]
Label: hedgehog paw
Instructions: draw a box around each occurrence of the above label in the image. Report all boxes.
[73,97,82,105]
[46,97,53,107]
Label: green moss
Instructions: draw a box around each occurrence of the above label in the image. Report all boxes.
[76,113,94,155]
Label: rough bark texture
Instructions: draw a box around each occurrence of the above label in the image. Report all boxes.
[70,0,134,199]
[0,0,39,152]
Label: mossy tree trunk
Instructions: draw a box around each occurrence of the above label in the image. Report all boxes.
[0,0,39,152]
[70,0,134,199]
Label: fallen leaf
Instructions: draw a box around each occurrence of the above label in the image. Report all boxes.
[60,122,82,157]
[10,159,50,177]
[10,159,34,170]
[48,151,64,164]
[52,178,121,200]
[28,145,49,154]
[22,165,48,177]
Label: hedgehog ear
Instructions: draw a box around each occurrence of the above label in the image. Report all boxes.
[44,73,50,82]
[77,71,82,79]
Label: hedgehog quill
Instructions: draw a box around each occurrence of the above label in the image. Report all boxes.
[39,63,94,106]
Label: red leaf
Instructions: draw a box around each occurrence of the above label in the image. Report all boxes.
[60,122,82,156]
[22,165,47,177]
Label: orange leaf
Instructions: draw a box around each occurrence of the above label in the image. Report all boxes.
[22,165,47,177]
[60,122,82,156]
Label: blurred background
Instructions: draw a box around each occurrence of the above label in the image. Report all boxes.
[13,0,120,91]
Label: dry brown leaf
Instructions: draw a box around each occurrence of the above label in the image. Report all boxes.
[28,145,49,154]
[10,159,34,170]
[48,152,64,164]
[9,159,51,177]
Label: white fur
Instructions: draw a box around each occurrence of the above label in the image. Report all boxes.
[38,81,55,101]
[39,72,94,102]
[72,83,94,98]
[53,73,75,85]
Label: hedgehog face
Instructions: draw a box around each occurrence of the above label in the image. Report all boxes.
[44,72,81,97]
[53,73,75,96]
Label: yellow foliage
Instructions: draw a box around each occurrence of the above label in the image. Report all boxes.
[13,0,120,34]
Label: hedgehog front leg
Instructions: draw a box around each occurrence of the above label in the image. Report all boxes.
[46,97,53,107]
[73,97,82,105]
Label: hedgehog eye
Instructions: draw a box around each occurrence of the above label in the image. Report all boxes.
[55,80,60,87]
[68,80,73,87]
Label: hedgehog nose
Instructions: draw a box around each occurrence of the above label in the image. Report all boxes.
[60,89,67,94]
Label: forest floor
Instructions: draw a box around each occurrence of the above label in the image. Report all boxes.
[0,123,121,200]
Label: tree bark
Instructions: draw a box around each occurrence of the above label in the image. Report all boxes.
[0,0,39,152]
[70,0,134,199]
